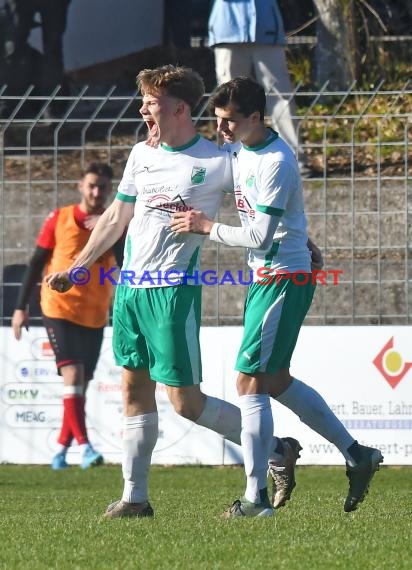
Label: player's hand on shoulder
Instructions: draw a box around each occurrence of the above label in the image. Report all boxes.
[44,271,73,293]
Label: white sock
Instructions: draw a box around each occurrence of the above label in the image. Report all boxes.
[195,395,242,445]
[121,412,159,504]
[56,444,69,455]
[79,443,90,454]
[276,378,355,462]
[268,437,285,463]
[239,394,273,504]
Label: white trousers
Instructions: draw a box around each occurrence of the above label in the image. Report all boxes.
[214,44,300,152]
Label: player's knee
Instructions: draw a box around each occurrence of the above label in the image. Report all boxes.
[167,385,205,421]
[172,399,199,421]
[170,391,204,421]
[268,369,293,398]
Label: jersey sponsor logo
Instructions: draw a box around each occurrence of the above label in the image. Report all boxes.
[145,193,194,214]
[191,166,206,184]
[234,186,255,219]
[141,183,178,196]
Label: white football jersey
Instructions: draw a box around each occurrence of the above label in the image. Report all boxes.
[216,133,311,276]
[116,135,232,287]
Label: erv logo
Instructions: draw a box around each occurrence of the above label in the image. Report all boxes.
[373,337,412,389]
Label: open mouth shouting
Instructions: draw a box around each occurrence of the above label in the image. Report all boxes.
[144,117,160,146]
[145,118,158,136]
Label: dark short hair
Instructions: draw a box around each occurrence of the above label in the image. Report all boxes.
[83,162,113,180]
[209,76,266,120]
[136,64,205,112]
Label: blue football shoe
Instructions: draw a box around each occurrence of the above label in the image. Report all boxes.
[51,452,69,470]
[81,444,104,469]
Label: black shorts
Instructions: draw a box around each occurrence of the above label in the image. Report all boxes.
[42,316,104,380]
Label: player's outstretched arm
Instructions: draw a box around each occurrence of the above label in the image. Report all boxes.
[45,199,134,293]
[172,208,280,250]
[170,210,214,235]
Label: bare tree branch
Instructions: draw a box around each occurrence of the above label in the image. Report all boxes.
[357,0,388,33]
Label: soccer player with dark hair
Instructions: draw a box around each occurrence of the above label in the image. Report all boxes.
[12,162,123,470]
[171,76,384,516]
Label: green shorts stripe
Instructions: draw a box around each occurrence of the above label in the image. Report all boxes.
[112,285,202,387]
[236,275,315,374]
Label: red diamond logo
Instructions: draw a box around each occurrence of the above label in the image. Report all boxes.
[373,337,412,389]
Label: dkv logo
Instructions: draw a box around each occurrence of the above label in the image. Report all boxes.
[373,337,412,389]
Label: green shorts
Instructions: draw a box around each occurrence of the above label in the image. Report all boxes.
[112,285,202,387]
[236,275,315,375]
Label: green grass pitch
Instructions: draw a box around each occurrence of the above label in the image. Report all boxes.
[0,465,411,569]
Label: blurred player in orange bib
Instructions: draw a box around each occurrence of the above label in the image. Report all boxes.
[12,163,124,470]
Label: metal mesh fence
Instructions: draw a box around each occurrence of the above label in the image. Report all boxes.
[1,83,411,326]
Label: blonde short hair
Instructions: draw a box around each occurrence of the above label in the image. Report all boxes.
[136,64,204,112]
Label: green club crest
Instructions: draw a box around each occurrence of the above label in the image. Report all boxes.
[246,171,255,188]
[191,166,206,184]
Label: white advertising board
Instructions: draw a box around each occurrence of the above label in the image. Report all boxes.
[0,326,411,465]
